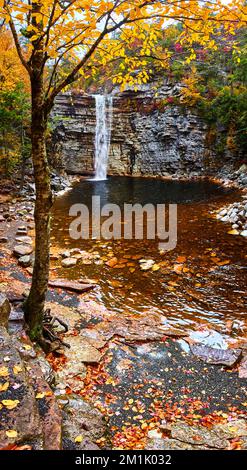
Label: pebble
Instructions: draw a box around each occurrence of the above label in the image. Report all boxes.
[18,255,32,267]
[13,244,33,257]
[61,257,77,268]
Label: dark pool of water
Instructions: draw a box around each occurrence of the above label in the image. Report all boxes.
[59,176,232,207]
[51,177,247,332]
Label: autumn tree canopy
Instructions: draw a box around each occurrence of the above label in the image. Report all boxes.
[1,0,246,112]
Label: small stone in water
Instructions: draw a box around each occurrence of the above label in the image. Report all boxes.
[18,255,32,267]
[61,257,77,268]
[240,230,247,237]
[61,250,71,258]
[13,244,33,257]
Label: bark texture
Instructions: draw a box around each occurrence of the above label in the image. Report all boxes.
[24,7,52,340]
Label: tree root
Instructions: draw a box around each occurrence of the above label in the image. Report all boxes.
[41,308,70,352]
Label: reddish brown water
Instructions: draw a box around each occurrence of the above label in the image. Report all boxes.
[51,177,247,333]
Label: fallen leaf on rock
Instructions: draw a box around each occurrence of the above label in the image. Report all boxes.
[168,281,179,287]
[217,260,230,266]
[183,267,190,273]
[2,399,20,409]
[173,264,183,274]
[152,264,160,272]
[106,257,118,268]
[74,435,83,443]
[5,430,18,438]
[176,256,186,263]
[0,366,9,377]
[105,377,118,386]
[108,280,123,288]
[13,365,22,374]
[0,381,9,392]
[35,392,45,399]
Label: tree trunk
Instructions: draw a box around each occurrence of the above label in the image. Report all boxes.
[24,71,52,341]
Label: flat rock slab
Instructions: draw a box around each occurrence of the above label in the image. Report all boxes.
[61,395,106,450]
[49,279,96,293]
[0,294,11,328]
[0,327,41,449]
[13,244,33,257]
[26,361,62,450]
[145,437,208,450]
[95,313,186,343]
[15,236,32,244]
[168,419,247,450]
[0,326,62,450]
[170,422,228,449]
[190,344,242,366]
[213,419,247,440]
[80,329,108,349]
[56,336,102,390]
[65,336,102,364]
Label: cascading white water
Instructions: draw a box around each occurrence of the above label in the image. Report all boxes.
[94,95,113,181]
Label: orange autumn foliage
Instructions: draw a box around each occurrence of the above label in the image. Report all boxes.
[0,29,29,93]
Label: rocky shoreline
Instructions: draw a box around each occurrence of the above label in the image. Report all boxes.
[216,197,247,237]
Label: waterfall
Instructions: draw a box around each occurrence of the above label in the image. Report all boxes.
[93,95,113,181]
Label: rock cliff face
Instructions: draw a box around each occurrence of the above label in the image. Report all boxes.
[50,90,239,178]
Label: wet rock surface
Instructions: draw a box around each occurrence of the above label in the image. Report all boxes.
[49,279,96,293]
[146,419,247,450]
[61,395,107,450]
[0,326,61,450]
[0,294,11,329]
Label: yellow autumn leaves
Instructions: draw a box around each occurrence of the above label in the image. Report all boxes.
[5,430,18,438]
[0,381,9,392]
[1,399,20,410]
[1,0,246,99]
[0,364,23,377]
[0,364,23,411]
[0,366,9,377]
